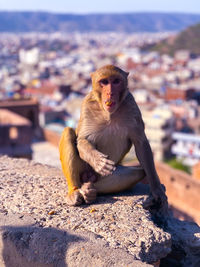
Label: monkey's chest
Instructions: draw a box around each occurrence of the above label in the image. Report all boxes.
[88,123,130,163]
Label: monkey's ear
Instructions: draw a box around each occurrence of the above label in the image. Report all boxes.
[90,72,94,78]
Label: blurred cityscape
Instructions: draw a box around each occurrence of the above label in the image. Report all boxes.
[0,27,200,223]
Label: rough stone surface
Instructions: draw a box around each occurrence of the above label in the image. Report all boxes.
[0,214,152,267]
[161,218,200,267]
[0,156,199,266]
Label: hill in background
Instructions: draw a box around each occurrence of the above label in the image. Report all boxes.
[151,23,200,55]
[0,12,200,32]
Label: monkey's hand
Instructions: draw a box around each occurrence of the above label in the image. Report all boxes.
[90,150,116,176]
[151,184,168,211]
[79,182,97,204]
[66,189,84,206]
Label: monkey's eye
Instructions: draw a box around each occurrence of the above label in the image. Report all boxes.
[100,79,109,85]
[113,78,120,84]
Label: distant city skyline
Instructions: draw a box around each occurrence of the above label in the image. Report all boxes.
[0,0,200,14]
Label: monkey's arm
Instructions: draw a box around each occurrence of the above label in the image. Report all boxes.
[77,138,116,176]
[130,117,168,206]
[76,97,116,176]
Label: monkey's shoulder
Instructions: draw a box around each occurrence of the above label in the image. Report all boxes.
[123,93,141,112]
[116,93,141,120]
[81,93,101,115]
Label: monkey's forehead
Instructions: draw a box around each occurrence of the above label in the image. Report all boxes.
[92,66,128,81]
[95,72,122,80]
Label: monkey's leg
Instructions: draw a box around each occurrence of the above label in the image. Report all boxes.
[94,165,145,194]
[59,127,86,205]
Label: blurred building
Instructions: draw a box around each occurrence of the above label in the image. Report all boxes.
[142,106,175,161]
[39,106,66,127]
[165,87,195,101]
[19,48,39,66]
[0,98,39,129]
[174,50,190,63]
[172,132,200,166]
[0,109,33,159]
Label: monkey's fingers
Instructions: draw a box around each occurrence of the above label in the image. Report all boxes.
[103,159,116,171]
[80,181,94,191]
[102,158,115,165]
[84,189,97,198]
[152,185,167,201]
[104,162,116,171]
[98,152,108,158]
[100,165,116,176]
[79,185,97,204]
[96,159,116,176]
[96,165,111,176]
[100,158,115,169]
[85,195,96,204]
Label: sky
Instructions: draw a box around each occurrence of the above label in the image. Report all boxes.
[0,0,200,14]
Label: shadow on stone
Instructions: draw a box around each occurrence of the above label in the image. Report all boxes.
[2,225,84,267]
[1,224,153,267]
[97,182,150,202]
[161,218,200,267]
[82,195,119,207]
[143,197,200,267]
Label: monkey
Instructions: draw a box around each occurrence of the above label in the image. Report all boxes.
[59,65,168,208]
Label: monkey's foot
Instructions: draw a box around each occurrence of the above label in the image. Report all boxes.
[144,185,169,214]
[79,182,97,204]
[66,189,84,206]
[80,170,98,183]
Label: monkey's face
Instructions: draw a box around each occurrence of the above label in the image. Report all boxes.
[91,65,129,114]
[99,75,124,114]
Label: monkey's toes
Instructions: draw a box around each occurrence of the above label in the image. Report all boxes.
[66,191,84,206]
[79,182,97,204]
[84,189,97,204]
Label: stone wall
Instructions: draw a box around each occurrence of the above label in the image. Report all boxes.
[0,156,199,267]
[156,161,200,224]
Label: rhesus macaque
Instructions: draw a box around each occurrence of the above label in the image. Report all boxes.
[59,65,167,208]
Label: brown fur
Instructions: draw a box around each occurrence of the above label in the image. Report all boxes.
[59,65,168,208]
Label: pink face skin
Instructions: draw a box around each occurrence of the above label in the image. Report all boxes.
[99,76,123,114]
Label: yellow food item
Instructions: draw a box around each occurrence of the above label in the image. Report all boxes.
[105,101,112,106]
[48,210,55,215]
[90,208,97,213]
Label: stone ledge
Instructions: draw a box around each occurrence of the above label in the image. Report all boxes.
[0,214,152,267]
[0,156,199,267]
